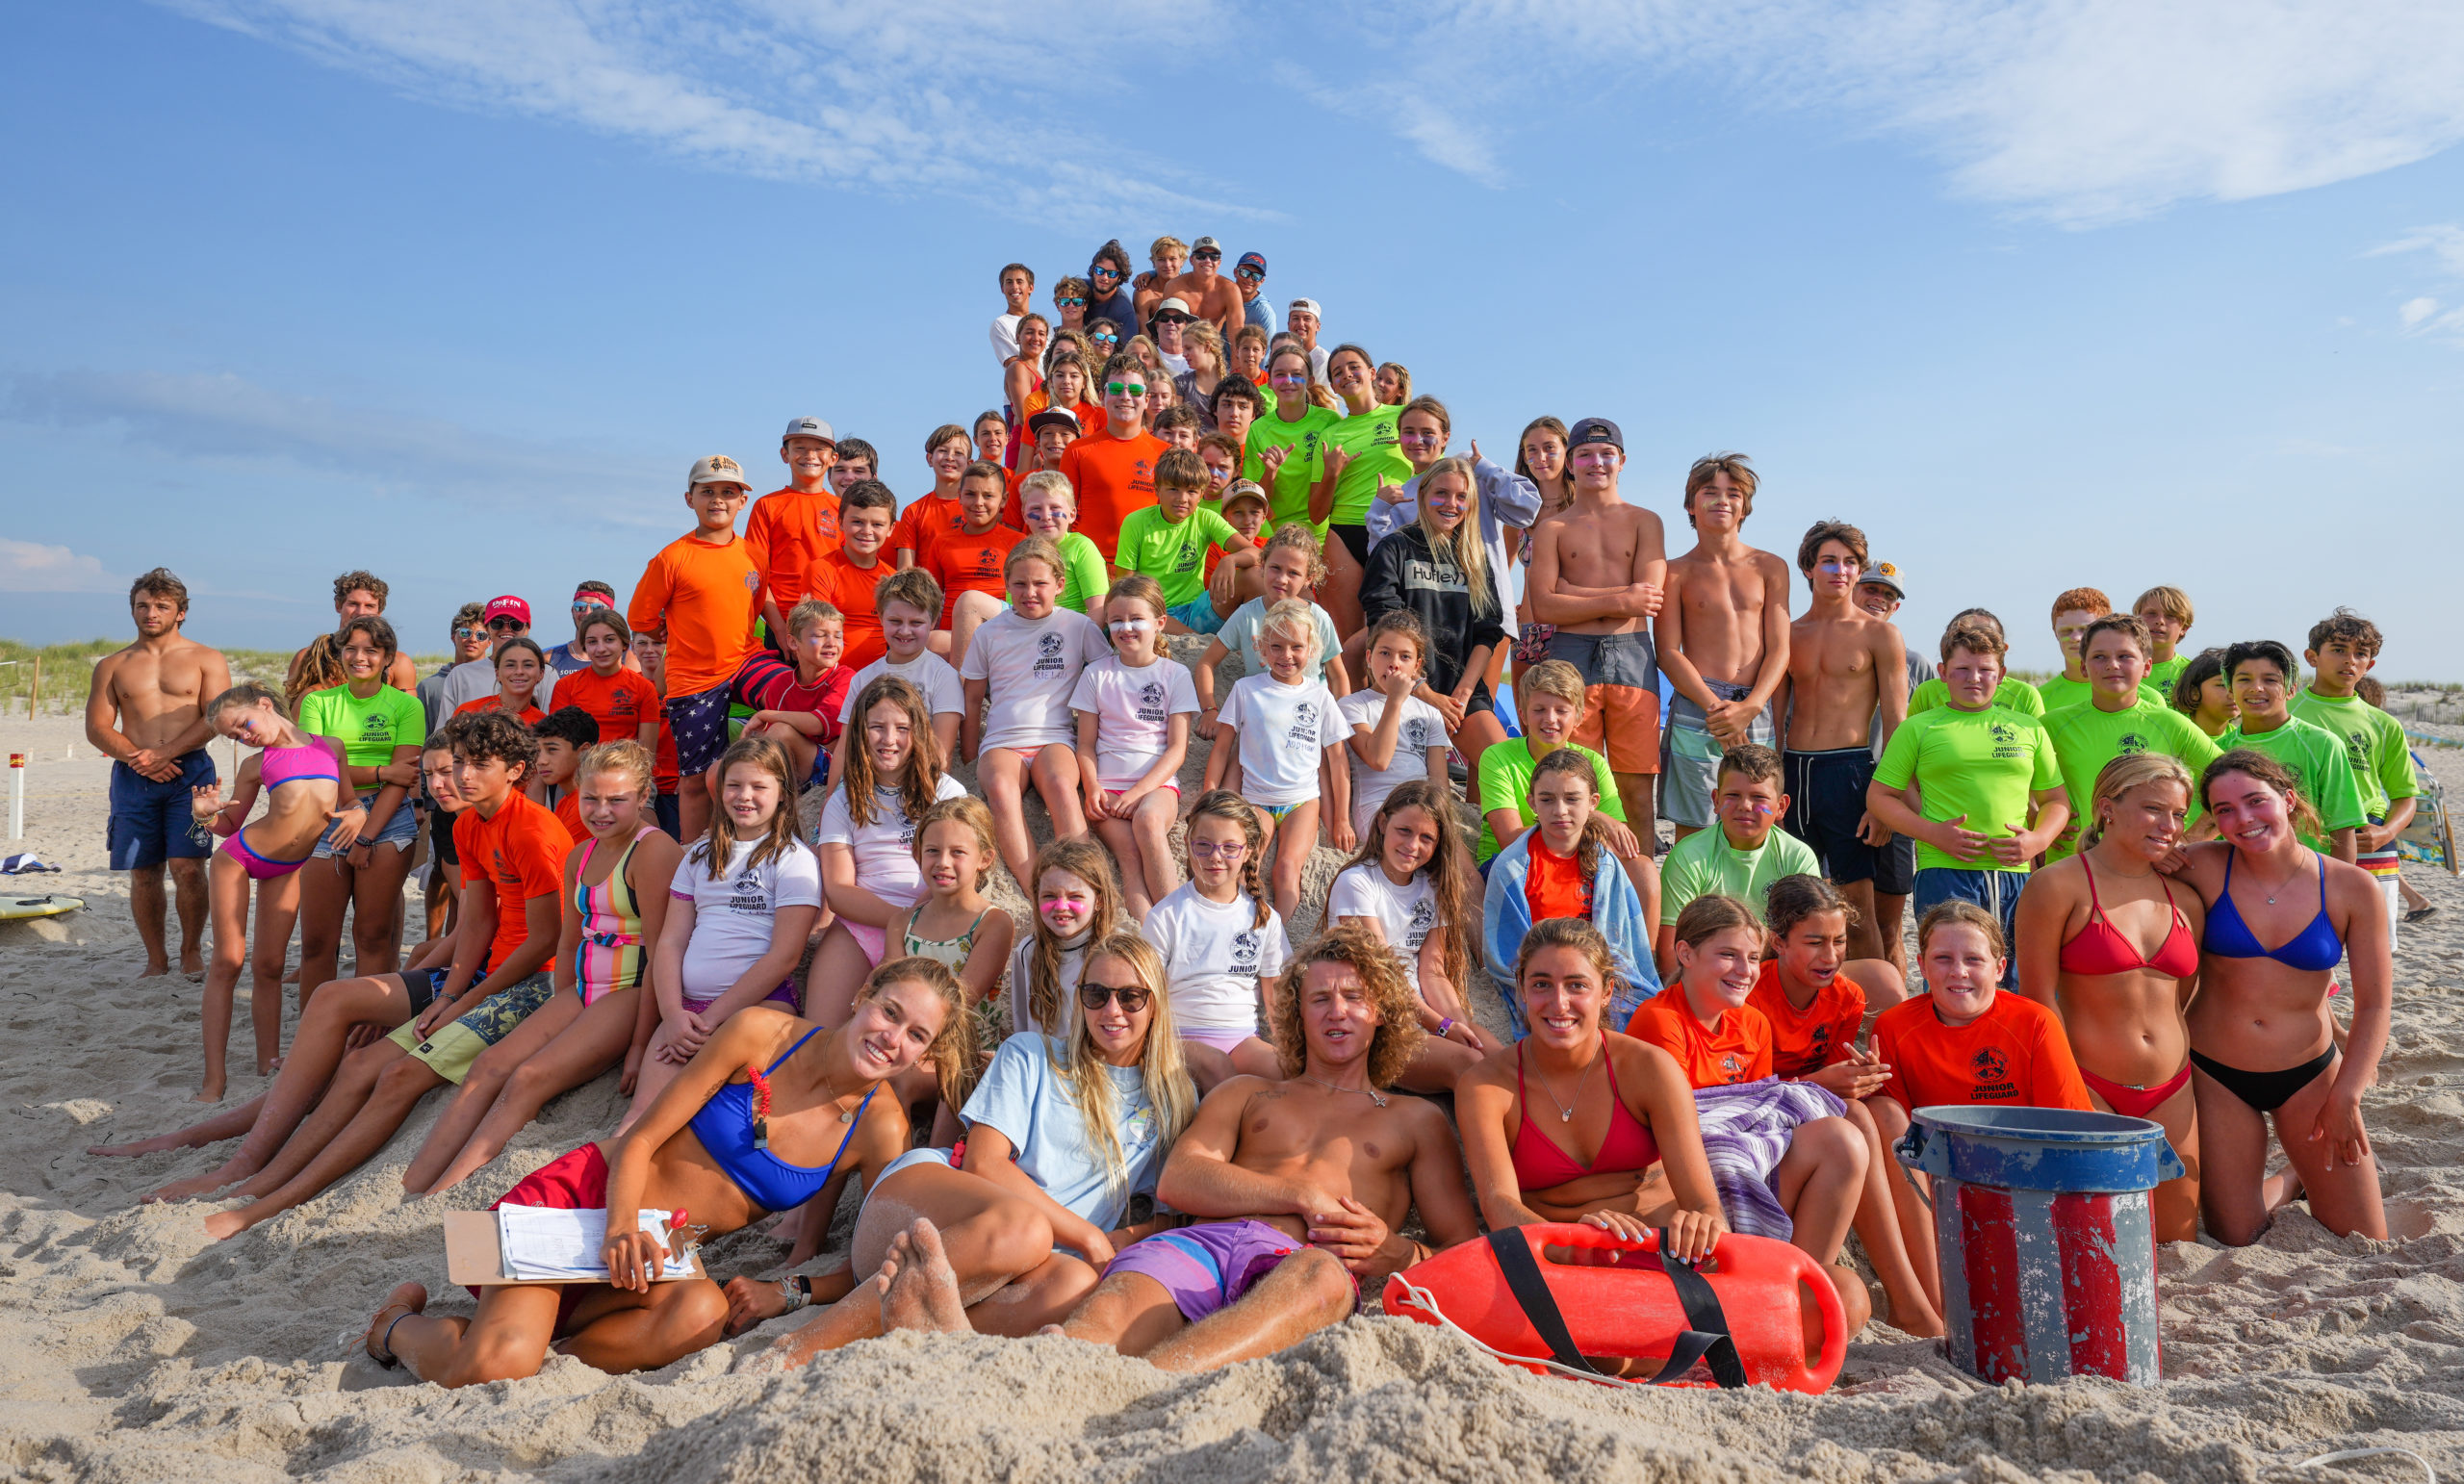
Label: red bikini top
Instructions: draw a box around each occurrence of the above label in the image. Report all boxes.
[2058,858,2199,980]
[1511,1038,1661,1190]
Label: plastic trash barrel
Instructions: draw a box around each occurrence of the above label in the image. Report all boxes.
[1895,1106,2183,1386]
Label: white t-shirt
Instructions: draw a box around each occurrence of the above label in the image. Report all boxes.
[1326,861,1437,992]
[1070,653,1198,786]
[1337,688,1447,834]
[1219,672,1344,806]
[813,773,969,912]
[668,838,823,1003]
[439,657,554,714]
[1007,936,1088,1041]
[1143,883,1290,1036]
[840,651,966,725]
[991,312,1024,368]
[961,607,1109,752]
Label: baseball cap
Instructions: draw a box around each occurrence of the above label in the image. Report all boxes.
[1152,296,1194,322]
[1028,407,1082,438]
[782,417,835,447]
[1192,236,1222,254]
[1566,417,1623,451]
[688,454,751,489]
[1236,251,1267,278]
[482,596,531,627]
[1859,561,1907,599]
[1287,296,1321,319]
[1220,479,1269,513]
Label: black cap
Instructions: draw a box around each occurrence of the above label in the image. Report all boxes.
[1567,417,1623,451]
[1028,407,1082,437]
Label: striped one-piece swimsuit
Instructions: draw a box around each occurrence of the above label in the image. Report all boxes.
[572,827,654,1005]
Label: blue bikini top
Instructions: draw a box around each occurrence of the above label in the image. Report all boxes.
[688,1026,878,1213]
[2206,851,2344,973]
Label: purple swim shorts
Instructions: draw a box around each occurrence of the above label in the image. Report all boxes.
[1106,1218,1330,1322]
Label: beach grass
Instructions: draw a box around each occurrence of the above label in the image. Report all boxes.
[0,637,449,717]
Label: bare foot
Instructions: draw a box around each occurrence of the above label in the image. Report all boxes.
[366,1282,426,1368]
[879,1219,969,1335]
[202,1208,251,1242]
[144,1160,255,1204]
[182,951,206,978]
[141,960,171,980]
[193,1081,225,1105]
[283,965,301,984]
[91,1132,196,1158]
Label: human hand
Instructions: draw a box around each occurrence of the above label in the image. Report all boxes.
[1323,445,1352,482]
[1328,814,1358,854]
[1065,1219,1116,1269]
[1658,1207,1729,1264]
[673,1011,715,1060]
[1444,1018,1486,1052]
[191,782,224,824]
[1986,829,2040,869]
[1261,445,1289,478]
[344,1021,381,1052]
[1855,809,1893,848]
[603,1223,667,1292]
[1577,1208,1656,1244]
[1810,1048,1890,1101]
[413,994,460,1038]
[1307,1196,1390,1270]
[1931,813,1989,860]
[1378,667,1416,703]
[1600,819,1643,860]
[1627,581,1664,618]
[1424,687,1467,730]
[378,760,421,787]
[620,1041,647,1095]
[2309,1087,2372,1169]
[324,801,368,854]
[722,1274,787,1335]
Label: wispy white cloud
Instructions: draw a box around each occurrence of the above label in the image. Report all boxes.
[2371,224,2464,340]
[154,0,1268,224]
[1356,0,2464,225]
[0,539,124,595]
[0,369,675,523]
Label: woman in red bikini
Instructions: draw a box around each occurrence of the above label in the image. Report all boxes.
[1456,917,1727,1265]
[2015,752,2206,1241]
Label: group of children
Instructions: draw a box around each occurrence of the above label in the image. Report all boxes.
[90,241,2428,1381]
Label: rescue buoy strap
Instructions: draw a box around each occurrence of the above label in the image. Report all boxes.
[1484,1228,1601,1376]
[1651,1231,1749,1389]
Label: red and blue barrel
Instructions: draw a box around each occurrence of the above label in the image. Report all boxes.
[1895,1107,2183,1386]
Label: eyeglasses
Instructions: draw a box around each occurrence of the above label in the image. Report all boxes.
[1078,981,1153,1012]
[1188,838,1248,858]
[1105,382,1146,397]
[1057,296,1085,307]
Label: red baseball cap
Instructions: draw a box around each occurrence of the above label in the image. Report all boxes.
[483,595,531,627]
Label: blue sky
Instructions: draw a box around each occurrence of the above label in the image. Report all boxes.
[4,1,2461,677]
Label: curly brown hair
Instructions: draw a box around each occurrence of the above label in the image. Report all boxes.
[1269,923,1426,1091]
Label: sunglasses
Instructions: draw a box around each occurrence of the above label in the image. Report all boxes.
[1091,267,1120,280]
[484,618,525,631]
[452,626,485,640]
[1106,382,1147,397]
[1236,269,1261,281]
[1078,982,1153,1012]
[1057,296,1085,307]
[1193,250,1221,262]
[1091,331,1118,343]
[1156,314,1191,325]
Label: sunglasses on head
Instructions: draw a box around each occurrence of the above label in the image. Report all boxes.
[1078,981,1153,1012]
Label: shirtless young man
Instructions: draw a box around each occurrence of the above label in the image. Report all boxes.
[88,569,231,978]
[1161,236,1245,342]
[1527,418,1668,845]
[286,571,419,693]
[1851,563,1927,977]
[1654,454,1789,844]
[1013,926,1477,1372]
[1773,523,1908,963]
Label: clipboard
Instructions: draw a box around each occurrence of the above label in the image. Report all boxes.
[443,1210,707,1287]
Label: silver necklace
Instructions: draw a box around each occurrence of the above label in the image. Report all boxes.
[1534,1054,1599,1123]
[1303,1073,1388,1109]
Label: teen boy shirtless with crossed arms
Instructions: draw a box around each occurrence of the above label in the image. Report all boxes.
[1655,453,1789,845]
[1527,418,1668,844]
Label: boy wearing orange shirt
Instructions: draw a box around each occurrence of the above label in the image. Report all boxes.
[745,416,841,652]
[891,424,974,568]
[921,461,1029,660]
[626,454,765,842]
[533,706,599,846]
[804,479,896,672]
[1057,351,1168,561]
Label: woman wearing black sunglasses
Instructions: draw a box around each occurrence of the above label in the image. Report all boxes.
[744,929,1198,1362]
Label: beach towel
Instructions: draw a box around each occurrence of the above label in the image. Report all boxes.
[1690,1077,1846,1241]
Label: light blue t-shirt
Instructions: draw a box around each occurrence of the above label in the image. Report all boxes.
[962,1033,1164,1232]
[1219,597,1342,684]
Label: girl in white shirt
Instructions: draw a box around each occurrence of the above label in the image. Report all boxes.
[1007,836,1123,1041]
[808,675,966,1023]
[1339,610,1451,842]
[1326,778,1488,1092]
[1203,597,1353,920]
[962,537,1111,895]
[1143,789,1289,1082]
[619,736,820,1129]
[1071,575,1199,915]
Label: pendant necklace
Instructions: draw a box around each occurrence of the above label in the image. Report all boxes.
[1537,1055,1598,1124]
[1304,1073,1388,1109]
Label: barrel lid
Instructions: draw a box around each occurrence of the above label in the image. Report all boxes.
[1900,1104,2185,1191]
[1912,1106,2166,1144]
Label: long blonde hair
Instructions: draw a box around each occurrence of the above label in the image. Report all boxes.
[859,956,979,1110]
[1413,455,1500,619]
[2083,753,2194,851]
[1025,837,1124,1035]
[1055,932,1196,1204]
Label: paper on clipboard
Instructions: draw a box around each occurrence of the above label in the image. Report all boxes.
[442,1208,707,1287]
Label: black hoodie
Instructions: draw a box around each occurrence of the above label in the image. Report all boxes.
[1360,525,1508,698]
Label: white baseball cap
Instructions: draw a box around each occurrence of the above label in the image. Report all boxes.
[781,417,834,446]
[1288,297,1322,318]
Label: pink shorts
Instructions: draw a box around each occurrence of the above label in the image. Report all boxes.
[842,921,886,965]
[1182,1026,1255,1054]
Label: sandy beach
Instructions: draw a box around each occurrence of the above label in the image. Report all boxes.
[6,702,2464,1482]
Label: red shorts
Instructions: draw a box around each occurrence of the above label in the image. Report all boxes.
[475,1142,610,1328]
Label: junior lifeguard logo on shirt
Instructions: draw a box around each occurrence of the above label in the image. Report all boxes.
[1989,720,2023,758]
[1717,1051,1747,1081]
[728,876,771,915]
[1406,897,1435,948]
[1969,1046,2017,1100]
[2117,731,2148,755]
[1283,701,1319,752]
[1136,679,1168,726]
[1034,631,1066,677]
[1230,930,1262,974]
[1400,716,1430,751]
